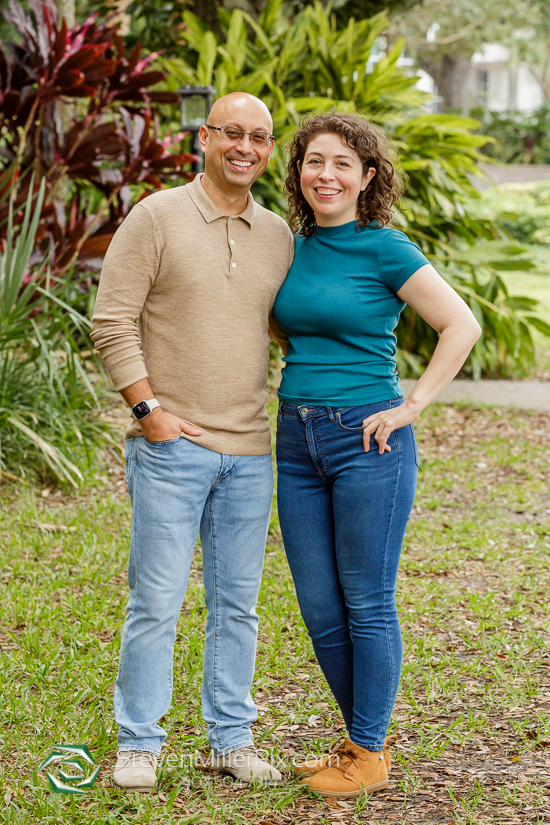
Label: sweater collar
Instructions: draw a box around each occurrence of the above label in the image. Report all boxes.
[187,173,256,227]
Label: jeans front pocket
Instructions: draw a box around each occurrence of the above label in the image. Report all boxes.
[335,409,366,432]
[142,435,182,447]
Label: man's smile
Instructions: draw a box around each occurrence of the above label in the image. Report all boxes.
[227,158,254,171]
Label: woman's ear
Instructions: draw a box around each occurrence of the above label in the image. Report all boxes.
[361,167,376,191]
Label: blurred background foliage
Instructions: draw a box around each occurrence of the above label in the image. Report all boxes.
[1,0,549,484]
[159,0,550,378]
[0,168,117,485]
[473,103,550,165]
[0,0,196,278]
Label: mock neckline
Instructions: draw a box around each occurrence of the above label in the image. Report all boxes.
[310,219,382,238]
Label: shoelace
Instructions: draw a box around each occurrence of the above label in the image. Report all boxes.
[328,742,367,775]
[324,737,346,768]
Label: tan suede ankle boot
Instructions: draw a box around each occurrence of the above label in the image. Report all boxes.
[295,736,390,780]
[303,737,389,798]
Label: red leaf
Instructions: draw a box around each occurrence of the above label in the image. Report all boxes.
[145,91,179,104]
[53,19,68,64]
[58,44,109,73]
[78,233,114,258]
[121,70,165,89]
[141,174,162,188]
[124,41,141,77]
[51,69,85,92]
[81,59,116,83]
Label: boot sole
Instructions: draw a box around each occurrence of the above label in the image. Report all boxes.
[296,759,391,780]
[310,779,390,798]
[113,782,154,792]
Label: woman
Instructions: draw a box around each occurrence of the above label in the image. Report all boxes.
[272,112,481,799]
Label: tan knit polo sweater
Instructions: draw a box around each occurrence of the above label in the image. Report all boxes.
[91,175,294,455]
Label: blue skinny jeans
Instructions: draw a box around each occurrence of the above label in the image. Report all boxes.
[276,398,418,751]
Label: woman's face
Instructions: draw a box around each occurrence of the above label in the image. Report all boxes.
[299,132,376,227]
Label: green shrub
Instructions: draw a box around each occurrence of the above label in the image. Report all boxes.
[0,174,116,486]
[465,180,550,246]
[472,104,550,165]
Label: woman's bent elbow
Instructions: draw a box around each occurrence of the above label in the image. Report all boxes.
[471,319,482,343]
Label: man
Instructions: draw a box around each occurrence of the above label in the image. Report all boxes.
[91,92,293,791]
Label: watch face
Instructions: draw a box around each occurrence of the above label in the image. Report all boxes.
[133,401,150,420]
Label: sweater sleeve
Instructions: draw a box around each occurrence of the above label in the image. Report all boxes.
[377,228,430,294]
[91,203,160,391]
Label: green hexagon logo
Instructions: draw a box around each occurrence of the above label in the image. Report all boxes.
[39,744,100,794]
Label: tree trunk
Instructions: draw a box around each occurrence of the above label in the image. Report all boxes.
[527,57,550,102]
[55,0,75,27]
[193,0,223,38]
[420,53,472,114]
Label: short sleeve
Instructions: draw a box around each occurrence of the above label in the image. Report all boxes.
[377,229,430,294]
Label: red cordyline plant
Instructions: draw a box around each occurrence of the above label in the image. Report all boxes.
[0,0,196,274]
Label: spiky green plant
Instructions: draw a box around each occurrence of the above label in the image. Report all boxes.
[0,172,116,486]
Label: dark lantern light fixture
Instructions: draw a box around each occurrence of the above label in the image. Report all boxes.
[177,85,216,173]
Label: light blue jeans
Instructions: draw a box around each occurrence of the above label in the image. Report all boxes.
[115,435,274,756]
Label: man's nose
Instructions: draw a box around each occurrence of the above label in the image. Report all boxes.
[234,133,254,152]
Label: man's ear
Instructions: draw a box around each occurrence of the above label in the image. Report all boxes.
[198,124,209,152]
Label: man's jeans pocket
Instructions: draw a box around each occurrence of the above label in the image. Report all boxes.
[142,435,182,447]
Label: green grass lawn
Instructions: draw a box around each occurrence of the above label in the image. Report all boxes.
[1,401,550,824]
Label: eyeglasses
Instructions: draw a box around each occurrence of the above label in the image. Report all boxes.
[206,125,275,147]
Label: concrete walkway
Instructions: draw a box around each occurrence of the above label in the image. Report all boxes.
[400,379,550,412]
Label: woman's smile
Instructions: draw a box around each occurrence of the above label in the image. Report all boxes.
[300,133,374,226]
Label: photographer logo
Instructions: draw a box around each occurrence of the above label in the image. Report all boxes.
[39,744,100,794]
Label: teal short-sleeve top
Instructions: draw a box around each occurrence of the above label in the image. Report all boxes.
[272,220,430,406]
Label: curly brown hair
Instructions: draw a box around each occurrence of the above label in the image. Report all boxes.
[285,111,404,237]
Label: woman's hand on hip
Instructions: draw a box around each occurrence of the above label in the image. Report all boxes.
[362,400,419,454]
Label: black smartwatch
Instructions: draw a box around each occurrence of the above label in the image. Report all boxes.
[132,399,161,420]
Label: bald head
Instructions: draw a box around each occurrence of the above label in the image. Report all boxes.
[198,92,274,204]
[208,93,273,132]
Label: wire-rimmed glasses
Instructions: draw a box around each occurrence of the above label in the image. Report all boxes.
[206,125,275,147]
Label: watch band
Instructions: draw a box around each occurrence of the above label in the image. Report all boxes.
[132,398,161,420]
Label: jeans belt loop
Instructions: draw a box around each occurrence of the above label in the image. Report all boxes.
[326,407,335,422]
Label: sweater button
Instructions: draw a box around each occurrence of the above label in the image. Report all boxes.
[231,262,237,268]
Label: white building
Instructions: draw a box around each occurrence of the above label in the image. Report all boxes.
[416,43,544,113]
[469,44,543,112]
